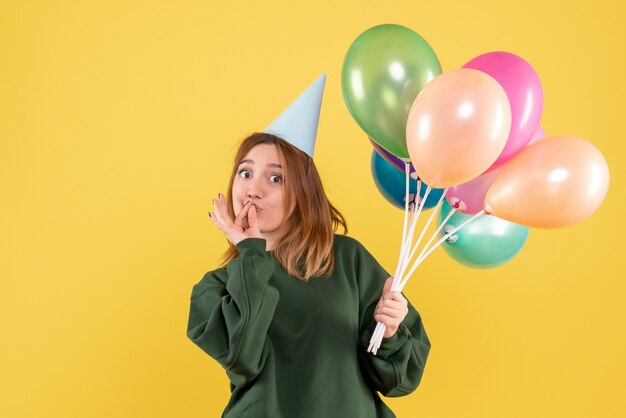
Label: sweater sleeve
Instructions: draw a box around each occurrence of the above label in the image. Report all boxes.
[355,240,431,397]
[186,238,279,388]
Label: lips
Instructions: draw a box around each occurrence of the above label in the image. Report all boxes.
[244,200,263,211]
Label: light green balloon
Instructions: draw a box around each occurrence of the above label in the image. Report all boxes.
[342,24,442,158]
[438,201,530,269]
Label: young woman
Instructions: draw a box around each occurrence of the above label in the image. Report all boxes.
[187,132,430,417]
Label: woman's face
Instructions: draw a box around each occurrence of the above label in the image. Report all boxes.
[231,143,295,240]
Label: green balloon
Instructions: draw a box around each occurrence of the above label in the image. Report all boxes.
[342,24,442,158]
[438,201,530,269]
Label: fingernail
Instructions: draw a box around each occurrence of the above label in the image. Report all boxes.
[208,212,212,218]
[218,193,222,199]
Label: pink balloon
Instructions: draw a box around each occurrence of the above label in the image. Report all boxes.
[406,69,511,188]
[447,124,545,214]
[463,52,543,172]
[446,168,501,214]
[528,125,545,145]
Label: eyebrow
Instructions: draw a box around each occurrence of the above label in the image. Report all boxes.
[238,159,282,169]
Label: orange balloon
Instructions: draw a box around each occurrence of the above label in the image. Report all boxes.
[485,136,610,228]
[406,68,511,188]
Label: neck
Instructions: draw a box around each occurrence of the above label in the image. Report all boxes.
[262,233,280,251]
[260,228,287,252]
[265,240,277,251]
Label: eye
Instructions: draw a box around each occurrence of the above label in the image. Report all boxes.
[269,175,283,184]
[238,169,252,179]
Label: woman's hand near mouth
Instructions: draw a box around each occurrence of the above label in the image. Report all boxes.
[243,200,262,212]
[208,193,262,246]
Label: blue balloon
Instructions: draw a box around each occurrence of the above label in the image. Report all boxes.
[371,150,444,210]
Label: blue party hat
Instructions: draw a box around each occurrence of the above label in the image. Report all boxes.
[264,73,326,158]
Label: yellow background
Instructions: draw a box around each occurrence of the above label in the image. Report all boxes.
[1,0,625,417]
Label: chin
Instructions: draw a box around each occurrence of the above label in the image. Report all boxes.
[259,225,281,235]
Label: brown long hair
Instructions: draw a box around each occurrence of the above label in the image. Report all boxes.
[218,132,347,281]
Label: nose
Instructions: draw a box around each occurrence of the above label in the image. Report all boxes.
[246,177,264,199]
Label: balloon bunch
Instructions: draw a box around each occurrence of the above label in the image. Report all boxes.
[341,24,610,355]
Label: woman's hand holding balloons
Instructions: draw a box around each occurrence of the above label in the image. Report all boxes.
[374,277,409,339]
[208,194,263,246]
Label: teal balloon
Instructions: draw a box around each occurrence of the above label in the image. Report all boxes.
[371,150,444,210]
[438,200,530,269]
[342,24,442,158]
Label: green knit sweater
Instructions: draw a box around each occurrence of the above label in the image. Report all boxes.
[187,234,430,417]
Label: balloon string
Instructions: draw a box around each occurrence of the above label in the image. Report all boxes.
[406,183,418,246]
[396,188,448,288]
[392,162,412,285]
[399,205,457,290]
[368,322,388,354]
[368,322,387,355]
[399,174,420,270]
[401,210,486,287]
[394,179,420,290]
[373,185,485,353]
[371,181,434,355]
[405,179,421,255]
[372,163,410,354]
[397,183,430,286]
[368,322,386,354]
[395,183,430,287]
[372,164,412,355]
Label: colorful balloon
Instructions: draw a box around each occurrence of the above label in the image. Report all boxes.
[463,52,543,171]
[342,24,442,158]
[446,168,501,214]
[438,200,530,269]
[371,150,444,210]
[369,137,417,179]
[528,125,545,145]
[446,124,546,214]
[406,68,512,188]
[485,136,610,228]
